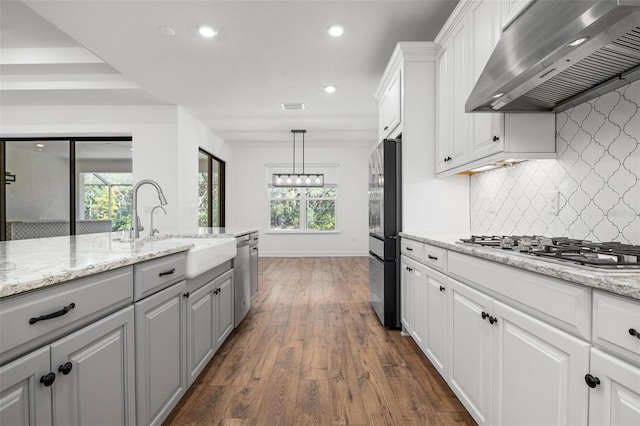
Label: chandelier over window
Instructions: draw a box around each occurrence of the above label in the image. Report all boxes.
[272,130,324,187]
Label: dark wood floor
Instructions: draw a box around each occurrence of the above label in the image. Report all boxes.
[165,257,475,425]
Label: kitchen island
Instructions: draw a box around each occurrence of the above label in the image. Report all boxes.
[0,230,247,425]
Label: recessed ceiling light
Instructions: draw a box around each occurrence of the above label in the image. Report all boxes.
[328,25,344,37]
[568,37,589,47]
[198,26,217,38]
[36,143,45,148]
[158,26,176,37]
[492,92,504,99]
[324,85,337,93]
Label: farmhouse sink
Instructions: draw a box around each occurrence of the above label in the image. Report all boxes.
[163,237,236,279]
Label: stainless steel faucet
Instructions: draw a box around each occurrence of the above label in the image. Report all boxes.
[150,205,167,236]
[131,179,168,238]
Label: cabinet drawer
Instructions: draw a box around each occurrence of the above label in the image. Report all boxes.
[0,267,133,365]
[423,244,446,272]
[134,252,186,301]
[593,291,640,366]
[401,239,423,261]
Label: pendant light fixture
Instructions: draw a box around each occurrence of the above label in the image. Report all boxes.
[272,130,324,187]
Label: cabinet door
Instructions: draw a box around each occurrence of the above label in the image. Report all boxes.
[492,300,590,426]
[379,68,401,140]
[186,279,216,386]
[424,269,448,379]
[400,257,415,334]
[468,0,504,160]
[250,245,259,298]
[436,42,453,173]
[448,278,493,426]
[216,272,235,348]
[0,347,52,426]
[135,282,187,426]
[589,348,640,425]
[51,306,135,426]
[450,23,470,168]
[412,264,428,350]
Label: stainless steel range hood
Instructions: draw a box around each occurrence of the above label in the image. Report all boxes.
[466,0,640,113]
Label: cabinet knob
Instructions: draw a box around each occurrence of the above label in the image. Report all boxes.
[58,362,73,375]
[439,286,445,292]
[40,373,56,387]
[584,374,601,388]
[481,311,488,320]
[492,136,500,142]
[183,292,190,299]
[629,328,640,339]
[489,316,498,325]
[384,126,389,131]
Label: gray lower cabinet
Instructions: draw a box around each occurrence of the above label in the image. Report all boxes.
[135,281,187,426]
[0,306,136,426]
[215,270,234,348]
[186,269,234,387]
[0,346,52,426]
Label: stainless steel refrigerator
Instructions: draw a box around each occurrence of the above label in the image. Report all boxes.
[368,137,401,329]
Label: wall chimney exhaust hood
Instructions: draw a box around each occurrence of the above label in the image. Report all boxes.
[466,0,640,113]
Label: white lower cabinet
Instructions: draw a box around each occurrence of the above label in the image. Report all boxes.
[492,300,590,426]
[0,306,136,426]
[424,267,449,379]
[400,256,415,334]
[448,278,591,426]
[449,277,493,425]
[186,269,234,386]
[135,281,187,426]
[587,348,640,425]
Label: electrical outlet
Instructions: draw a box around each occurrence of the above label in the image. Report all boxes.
[548,190,559,216]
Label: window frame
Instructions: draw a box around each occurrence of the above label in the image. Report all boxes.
[267,184,338,233]
[198,148,225,228]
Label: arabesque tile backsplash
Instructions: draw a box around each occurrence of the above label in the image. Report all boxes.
[470,80,639,244]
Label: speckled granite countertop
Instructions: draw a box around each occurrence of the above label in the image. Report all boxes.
[0,233,194,299]
[400,231,640,301]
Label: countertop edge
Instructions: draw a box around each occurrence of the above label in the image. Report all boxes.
[399,232,640,301]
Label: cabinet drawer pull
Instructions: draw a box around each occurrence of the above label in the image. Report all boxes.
[584,374,600,388]
[629,328,640,339]
[159,268,176,277]
[58,362,73,375]
[384,126,389,131]
[406,247,413,251]
[29,303,76,325]
[40,373,56,387]
[428,255,438,261]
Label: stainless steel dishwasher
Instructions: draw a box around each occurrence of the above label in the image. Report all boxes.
[249,232,259,299]
[233,234,251,327]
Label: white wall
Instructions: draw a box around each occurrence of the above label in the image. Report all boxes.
[229,141,370,256]
[176,107,233,233]
[5,145,69,221]
[1,105,232,235]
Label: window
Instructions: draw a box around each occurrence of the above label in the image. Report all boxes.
[268,164,337,232]
[198,149,225,227]
[80,173,133,232]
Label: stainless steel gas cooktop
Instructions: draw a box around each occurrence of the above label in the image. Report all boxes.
[459,236,640,270]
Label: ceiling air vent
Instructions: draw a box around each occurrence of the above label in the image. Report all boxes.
[281,103,305,110]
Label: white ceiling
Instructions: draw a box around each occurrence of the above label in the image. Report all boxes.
[1,0,458,145]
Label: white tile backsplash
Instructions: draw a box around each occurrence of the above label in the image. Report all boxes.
[470,80,640,244]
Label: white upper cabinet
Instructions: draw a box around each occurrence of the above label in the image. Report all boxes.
[378,68,401,141]
[435,0,555,176]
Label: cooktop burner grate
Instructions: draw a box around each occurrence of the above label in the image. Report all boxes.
[459,235,640,269]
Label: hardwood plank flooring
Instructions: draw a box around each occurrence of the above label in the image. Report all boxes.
[165,257,475,426]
